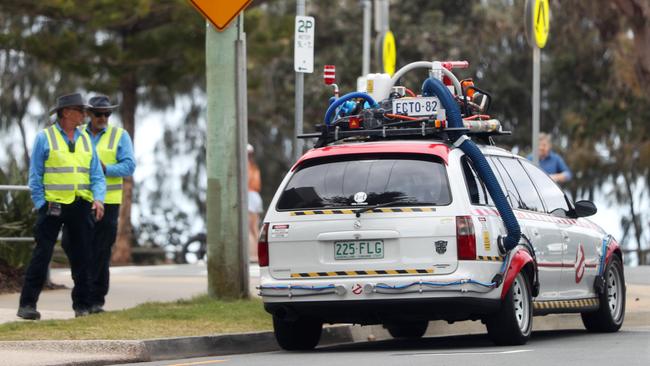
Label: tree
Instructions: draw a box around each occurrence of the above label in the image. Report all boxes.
[613,0,650,86]
[0,0,206,263]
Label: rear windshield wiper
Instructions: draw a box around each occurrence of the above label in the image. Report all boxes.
[354,199,423,217]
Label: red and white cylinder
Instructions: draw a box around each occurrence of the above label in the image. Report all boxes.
[323,65,336,85]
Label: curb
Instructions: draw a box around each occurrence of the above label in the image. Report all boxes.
[0,326,356,365]
[143,325,354,361]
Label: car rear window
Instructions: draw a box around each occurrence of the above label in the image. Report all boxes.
[277,155,451,210]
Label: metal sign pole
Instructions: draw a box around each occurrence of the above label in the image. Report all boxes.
[294,0,306,163]
[527,0,549,165]
[532,45,540,165]
[235,15,250,295]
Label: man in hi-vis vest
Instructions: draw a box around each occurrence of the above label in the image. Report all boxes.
[18,93,105,320]
[82,95,135,314]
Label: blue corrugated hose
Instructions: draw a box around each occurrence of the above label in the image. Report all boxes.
[324,92,377,126]
[422,77,521,251]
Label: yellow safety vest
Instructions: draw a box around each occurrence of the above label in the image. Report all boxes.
[43,125,94,204]
[95,125,124,204]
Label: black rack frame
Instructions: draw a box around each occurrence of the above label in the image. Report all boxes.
[299,123,511,148]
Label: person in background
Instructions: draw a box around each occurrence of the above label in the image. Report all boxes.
[18,93,105,320]
[82,95,135,314]
[529,132,572,183]
[247,144,263,263]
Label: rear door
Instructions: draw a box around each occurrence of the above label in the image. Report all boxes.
[521,160,600,298]
[267,154,458,280]
[520,160,577,296]
[488,156,564,300]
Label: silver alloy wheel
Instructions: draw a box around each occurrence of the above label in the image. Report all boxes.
[607,264,623,321]
[512,275,530,332]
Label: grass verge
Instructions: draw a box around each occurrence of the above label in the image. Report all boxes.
[0,295,272,341]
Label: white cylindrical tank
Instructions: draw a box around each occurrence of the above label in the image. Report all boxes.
[365,73,392,102]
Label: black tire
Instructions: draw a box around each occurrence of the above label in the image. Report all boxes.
[384,321,428,339]
[581,256,625,332]
[486,271,533,346]
[273,316,323,351]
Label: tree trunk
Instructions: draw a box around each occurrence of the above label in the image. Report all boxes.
[622,171,645,265]
[15,109,31,168]
[111,71,137,264]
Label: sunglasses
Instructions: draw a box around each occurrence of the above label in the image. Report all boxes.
[92,111,112,118]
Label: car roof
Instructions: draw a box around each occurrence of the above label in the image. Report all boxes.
[479,144,513,157]
[293,140,452,171]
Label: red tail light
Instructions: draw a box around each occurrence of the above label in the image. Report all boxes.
[456,216,476,260]
[258,223,269,267]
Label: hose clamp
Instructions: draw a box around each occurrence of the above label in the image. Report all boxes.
[453,135,469,148]
[497,235,507,255]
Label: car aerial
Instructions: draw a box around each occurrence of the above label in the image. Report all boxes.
[257,60,625,350]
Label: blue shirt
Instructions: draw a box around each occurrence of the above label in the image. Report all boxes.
[528,151,572,181]
[85,125,136,178]
[28,122,106,209]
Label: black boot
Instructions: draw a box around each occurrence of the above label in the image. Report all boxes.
[17,306,41,320]
[74,309,90,318]
[89,305,105,314]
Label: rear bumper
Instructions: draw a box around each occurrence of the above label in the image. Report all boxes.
[264,297,500,325]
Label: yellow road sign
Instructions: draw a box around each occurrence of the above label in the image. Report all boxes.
[382,31,396,76]
[533,0,550,48]
[188,0,252,31]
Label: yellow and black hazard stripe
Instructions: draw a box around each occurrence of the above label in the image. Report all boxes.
[476,255,504,261]
[291,268,434,278]
[290,207,436,216]
[533,298,599,311]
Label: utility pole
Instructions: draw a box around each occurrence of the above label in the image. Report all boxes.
[374,0,388,34]
[373,0,390,72]
[205,15,249,299]
[362,0,371,76]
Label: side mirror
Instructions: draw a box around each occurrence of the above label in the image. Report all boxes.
[574,200,597,217]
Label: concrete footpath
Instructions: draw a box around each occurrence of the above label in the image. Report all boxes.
[0,264,648,366]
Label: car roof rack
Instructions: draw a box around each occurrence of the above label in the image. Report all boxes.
[299,120,511,148]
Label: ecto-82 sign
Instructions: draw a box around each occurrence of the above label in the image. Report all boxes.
[294,16,315,73]
[392,97,440,117]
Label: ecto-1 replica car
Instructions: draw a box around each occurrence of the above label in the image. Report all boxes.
[257,60,625,350]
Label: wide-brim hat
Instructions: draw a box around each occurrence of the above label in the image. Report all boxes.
[48,93,91,115]
[88,95,119,110]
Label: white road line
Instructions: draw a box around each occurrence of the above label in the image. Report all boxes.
[409,349,532,357]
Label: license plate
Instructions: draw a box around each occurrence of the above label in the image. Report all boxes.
[392,97,440,117]
[334,240,384,260]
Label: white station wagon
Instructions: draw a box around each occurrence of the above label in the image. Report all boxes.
[257,61,625,350]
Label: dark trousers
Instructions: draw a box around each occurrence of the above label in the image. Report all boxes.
[19,199,93,311]
[87,203,119,307]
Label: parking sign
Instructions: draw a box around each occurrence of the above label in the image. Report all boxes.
[294,16,315,73]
